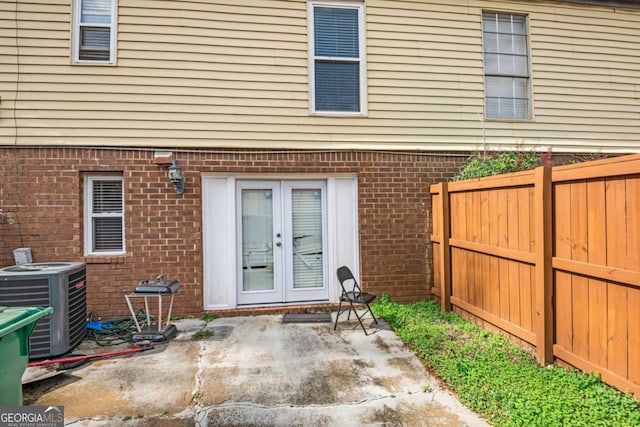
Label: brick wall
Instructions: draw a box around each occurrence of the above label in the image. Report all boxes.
[0,147,466,318]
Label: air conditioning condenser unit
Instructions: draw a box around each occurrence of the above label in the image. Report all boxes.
[0,262,87,359]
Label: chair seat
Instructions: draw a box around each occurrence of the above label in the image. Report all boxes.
[340,291,376,305]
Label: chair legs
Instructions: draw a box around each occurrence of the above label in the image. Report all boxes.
[333,299,343,331]
[334,301,378,335]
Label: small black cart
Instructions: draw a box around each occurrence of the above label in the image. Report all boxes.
[125,275,181,342]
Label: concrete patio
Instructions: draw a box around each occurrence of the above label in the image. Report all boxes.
[23,314,489,426]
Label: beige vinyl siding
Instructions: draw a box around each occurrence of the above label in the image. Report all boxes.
[0,0,639,152]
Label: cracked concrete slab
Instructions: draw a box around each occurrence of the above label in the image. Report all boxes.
[22,314,489,427]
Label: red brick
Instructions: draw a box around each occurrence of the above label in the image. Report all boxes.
[0,147,471,317]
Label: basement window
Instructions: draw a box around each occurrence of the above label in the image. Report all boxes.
[84,175,125,255]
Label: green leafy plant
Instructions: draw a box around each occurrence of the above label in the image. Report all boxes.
[373,298,640,426]
[452,149,547,181]
[201,312,218,322]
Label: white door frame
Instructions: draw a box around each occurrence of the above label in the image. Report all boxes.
[202,173,359,310]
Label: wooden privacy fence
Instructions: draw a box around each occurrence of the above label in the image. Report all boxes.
[430,154,640,397]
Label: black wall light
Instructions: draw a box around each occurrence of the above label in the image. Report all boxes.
[168,159,185,194]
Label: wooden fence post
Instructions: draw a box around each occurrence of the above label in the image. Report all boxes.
[438,182,452,312]
[534,166,553,364]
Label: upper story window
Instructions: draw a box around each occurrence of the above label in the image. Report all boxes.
[482,12,531,120]
[84,175,125,255]
[308,2,366,115]
[73,0,117,64]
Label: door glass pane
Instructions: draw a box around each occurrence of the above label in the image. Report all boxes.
[241,189,274,292]
[291,189,323,289]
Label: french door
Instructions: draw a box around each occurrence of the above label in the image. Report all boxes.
[236,180,329,305]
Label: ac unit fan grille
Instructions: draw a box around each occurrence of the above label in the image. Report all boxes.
[0,277,52,358]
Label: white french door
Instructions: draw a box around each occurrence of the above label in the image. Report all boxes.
[236,180,329,305]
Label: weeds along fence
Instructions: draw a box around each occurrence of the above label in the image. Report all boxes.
[430,153,640,397]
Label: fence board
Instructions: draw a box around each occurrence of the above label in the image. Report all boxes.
[608,284,628,378]
[627,177,640,385]
[571,182,589,361]
[518,188,532,333]
[606,178,627,271]
[586,180,608,368]
[488,189,501,317]
[432,192,442,240]
[507,189,521,326]
[481,191,490,313]
[451,192,465,240]
[629,288,640,385]
[433,243,441,297]
[554,183,573,353]
[472,192,482,308]
[498,189,510,321]
[605,178,628,378]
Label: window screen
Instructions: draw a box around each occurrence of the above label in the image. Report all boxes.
[86,176,124,254]
[483,12,530,119]
[310,3,364,113]
[76,0,115,62]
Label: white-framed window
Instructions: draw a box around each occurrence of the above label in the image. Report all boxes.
[482,11,531,120]
[84,175,125,255]
[73,0,117,64]
[308,1,366,115]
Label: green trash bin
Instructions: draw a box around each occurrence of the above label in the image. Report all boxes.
[0,306,53,405]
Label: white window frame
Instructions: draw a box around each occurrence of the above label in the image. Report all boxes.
[72,0,118,64]
[84,175,125,256]
[482,11,532,120]
[308,1,367,115]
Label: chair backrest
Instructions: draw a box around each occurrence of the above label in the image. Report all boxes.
[336,266,362,297]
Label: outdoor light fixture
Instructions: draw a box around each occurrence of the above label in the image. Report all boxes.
[167,159,185,194]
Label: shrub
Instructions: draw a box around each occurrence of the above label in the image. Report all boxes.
[452,150,546,181]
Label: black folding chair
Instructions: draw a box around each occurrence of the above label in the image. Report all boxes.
[334,266,378,335]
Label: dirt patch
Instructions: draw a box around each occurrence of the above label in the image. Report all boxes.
[28,381,131,419]
[365,401,468,427]
[132,416,196,427]
[291,370,335,405]
[387,357,428,382]
[198,366,237,406]
[374,335,391,352]
[292,358,370,405]
[206,407,331,427]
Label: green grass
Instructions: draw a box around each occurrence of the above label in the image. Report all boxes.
[373,296,640,427]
